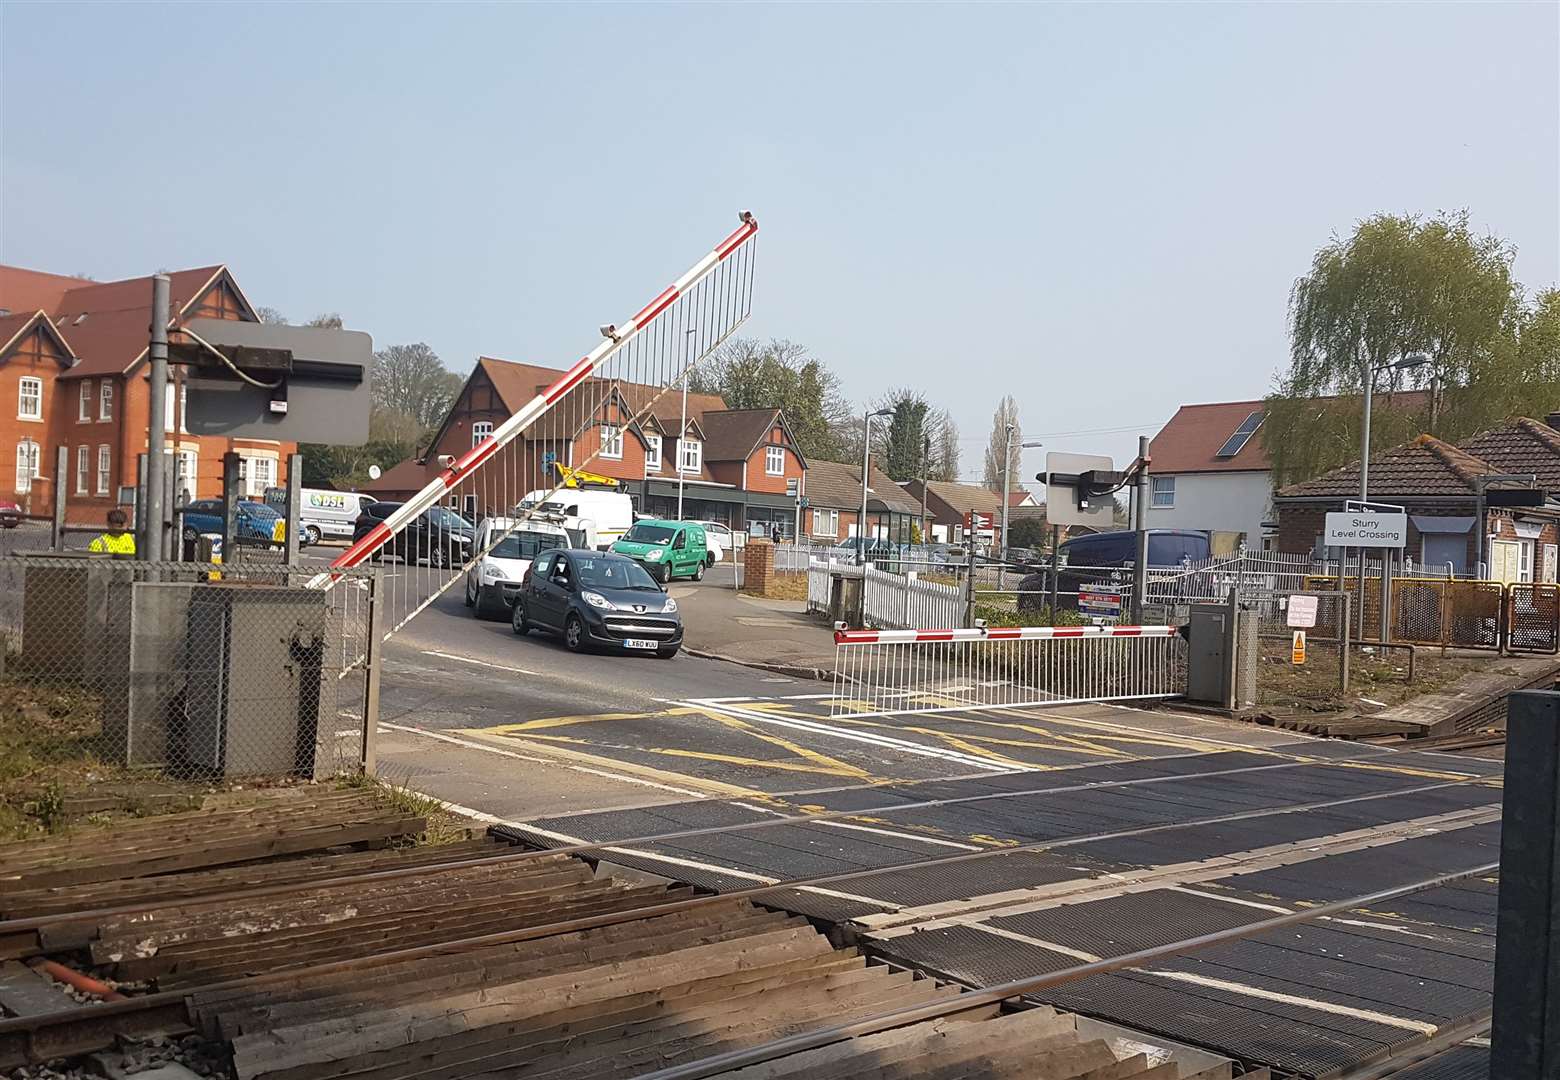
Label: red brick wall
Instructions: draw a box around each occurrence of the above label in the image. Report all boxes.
[1,326,66,514]
[742,425,803,495]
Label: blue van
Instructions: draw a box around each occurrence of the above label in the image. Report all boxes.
[1019,529,1210,613]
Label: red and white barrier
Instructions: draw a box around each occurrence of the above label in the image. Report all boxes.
[834,625,1179,645]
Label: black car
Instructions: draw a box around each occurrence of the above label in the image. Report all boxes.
[1017,529,1212,614]
[351,501,475,567]
[512,549,682,659]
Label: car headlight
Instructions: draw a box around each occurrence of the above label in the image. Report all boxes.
[644,549,664,561]
[582,590,613,610]
[457,534,472,544]
[481,564,507,583]
[662,597,678,614]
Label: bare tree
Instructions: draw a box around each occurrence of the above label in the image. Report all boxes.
[255,306,290,325]
[372,343,463,431]
[982,396,1022,491]
[305,312,344,329]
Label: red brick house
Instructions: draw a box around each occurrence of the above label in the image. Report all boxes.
[368,356,809,536]
[1274,418,1560,581]
[800,460,920,545]
[0,264,296,521]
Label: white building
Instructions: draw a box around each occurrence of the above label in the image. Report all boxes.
[1145,399,1274,546]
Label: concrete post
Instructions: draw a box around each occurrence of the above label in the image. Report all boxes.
[284,452,303,566]
[1490,689,1560,1078]
[221,452,241,563]
[1048,524,1061,617]
[1133,434,1149,623]
[360,572,383,775]
[51,445,68,552]
[143,274,170,562]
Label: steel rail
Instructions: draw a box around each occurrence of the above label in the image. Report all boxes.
[0,740,1488,936]
[631,861,1502,1080]
[0,777,1500,1047]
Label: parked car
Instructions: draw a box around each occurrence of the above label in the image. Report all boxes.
[264,486,377,545]
[464,517,570,618]
[0,500,22,528]
[179,499,287,547]
[351,501,475,567]
[833,536,896,562]
[519,488,634,549]
[1017,529,1211,614]
[512,549,682,658]
[610,520,710,583]
[694,520,736,563]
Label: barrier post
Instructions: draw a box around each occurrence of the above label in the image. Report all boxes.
[1491,689,1560,1078]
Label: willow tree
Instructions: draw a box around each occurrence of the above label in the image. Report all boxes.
[1265,211,1520,485]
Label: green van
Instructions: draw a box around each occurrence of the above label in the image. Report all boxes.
[611,520,709,583]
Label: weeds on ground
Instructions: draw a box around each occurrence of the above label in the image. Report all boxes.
[336,768,470,846]
[1256,640,1491,713]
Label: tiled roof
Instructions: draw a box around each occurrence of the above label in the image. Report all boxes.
[363,457,437,496]
[0,266,88,314]
[1151,391,1432,475]
[478,356,731,436]
[914,480,1005,516]
[1457,418,1560,491]
[1277,435,1502,499]
[0,310,76,366]
[805,460,919,513]
[698,408,782,463]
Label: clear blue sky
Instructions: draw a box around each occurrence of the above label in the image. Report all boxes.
[4,2,1556,488]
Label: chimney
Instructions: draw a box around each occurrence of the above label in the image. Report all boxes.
[1547,412,1560,431]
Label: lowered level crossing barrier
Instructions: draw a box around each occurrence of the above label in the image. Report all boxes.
[830,624,1186,718]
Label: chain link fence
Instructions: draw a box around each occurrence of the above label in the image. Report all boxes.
[0,555,375,784]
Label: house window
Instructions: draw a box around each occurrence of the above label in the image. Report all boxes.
[17,377,42,421]
[1151,475,1175,508]
[75,446,89,495]
[765,445,785,476]
[1520,539,1535,583]
[97,446,111,496]
[14,439,39,493]
[471,421,493,448]
[813,508,839,538]
[600,424,623,460]
[79,382,92,422]
[100,381,112,421]
[173,449,196,502]
[645,434,662,472]
[678,438,702,474]
[238,455,276,497]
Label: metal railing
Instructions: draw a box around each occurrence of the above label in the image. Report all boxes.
[829,624,1186,717]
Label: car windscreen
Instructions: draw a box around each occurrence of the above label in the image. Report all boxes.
[426,507,472,530]
[239,502,281,520]
[574,557,660,591]
[491,530,566,560]
[623,523,676,545]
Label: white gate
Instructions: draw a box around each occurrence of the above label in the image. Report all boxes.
[325,213,759,639]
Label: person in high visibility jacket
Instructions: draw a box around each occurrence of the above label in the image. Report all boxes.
[88,508,136,556]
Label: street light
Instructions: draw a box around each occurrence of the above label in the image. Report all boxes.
[858,408,893,565]
[1361,353,1430,502]
[677,329,696,522]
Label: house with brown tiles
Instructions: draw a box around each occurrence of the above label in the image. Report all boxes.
[1273,416,1560,581]
[899,479,1006,545]
[0,264,296,520]
[800,460,921,545]
[367,356,808,537]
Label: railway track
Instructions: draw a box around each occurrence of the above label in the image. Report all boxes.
[0,743,1509,1079]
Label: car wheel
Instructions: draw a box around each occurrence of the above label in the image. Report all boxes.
[563,614,587,652]
[432,545,450,570]
[656,563,670,584]
[511,600,531,636]
[303,525,322,546]
[475,584,506,620]
[705,553,716,567]
[656,645,680,660]
[692,561,705,582]
[464,576,477,608]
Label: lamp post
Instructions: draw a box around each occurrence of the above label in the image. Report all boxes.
[858,408,892,566]
[677,329,696,522]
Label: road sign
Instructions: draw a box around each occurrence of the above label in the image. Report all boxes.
[1324,511,1407,548]
[1286,594,1318,628]
[1045,452,1116,528]
[1078,585,1123,617]
[1291,630,1307,665]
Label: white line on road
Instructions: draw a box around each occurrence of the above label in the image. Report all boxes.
[680,698,1022,774]
[1140,970,1438,1034]
[728,801,982,851]
[376,721,708,798]
[423,650,538,676]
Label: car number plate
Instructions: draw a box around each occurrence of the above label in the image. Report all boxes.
[622,638,658,650]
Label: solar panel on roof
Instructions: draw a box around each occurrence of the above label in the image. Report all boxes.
[1214,411,1265,458]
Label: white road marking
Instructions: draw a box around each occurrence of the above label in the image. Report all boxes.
[811,820,984,851]
[682,698,1021,774]
[375,721,707,798]
[964,922,1103,963]
[781,693,838,700]
[1168,887,1293,914]
[423,650,538,676]
[1140,970,1439,1034]
[517,821,889,908]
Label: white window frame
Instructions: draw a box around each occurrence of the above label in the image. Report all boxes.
[17,377,42,421]
[765,445,785,476]
[14,439,39,493]
[162,382,189,434]
[600,423,624,461]
[75,445,89,495]
[645,434,662,472]
[97,445,111,496]
[100,380,113,421]
[1150,475,1175,508]
[678,438,702,474]
[79,381,92,422]
[1519,538,1535,583]
[471,421,493,448]
[813,508,839,538]
[238,455,276,498]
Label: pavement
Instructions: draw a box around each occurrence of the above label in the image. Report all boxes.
[675,569,840,677]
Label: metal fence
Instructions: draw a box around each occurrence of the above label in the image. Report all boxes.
[830,624,1186,717]
[0,554,377,783]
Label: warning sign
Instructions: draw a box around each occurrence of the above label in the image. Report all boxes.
[1286,594,1318,628]
[1291,630,1307,665]
[1078,586,1123,617]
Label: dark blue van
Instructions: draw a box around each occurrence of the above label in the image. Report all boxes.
[1019,529,1210,613]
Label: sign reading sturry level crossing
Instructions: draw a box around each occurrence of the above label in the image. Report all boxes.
[1325,511,1408,548]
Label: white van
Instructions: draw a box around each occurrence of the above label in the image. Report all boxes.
[264,487,377,544]
[519,489,634,549]
[465,517,571,618]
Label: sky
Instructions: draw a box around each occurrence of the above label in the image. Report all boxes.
[3,2,1557,493]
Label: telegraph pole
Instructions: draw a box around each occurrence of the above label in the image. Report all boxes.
[143,274,171,560]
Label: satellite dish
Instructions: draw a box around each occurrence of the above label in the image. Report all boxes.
[367,464,382,481]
